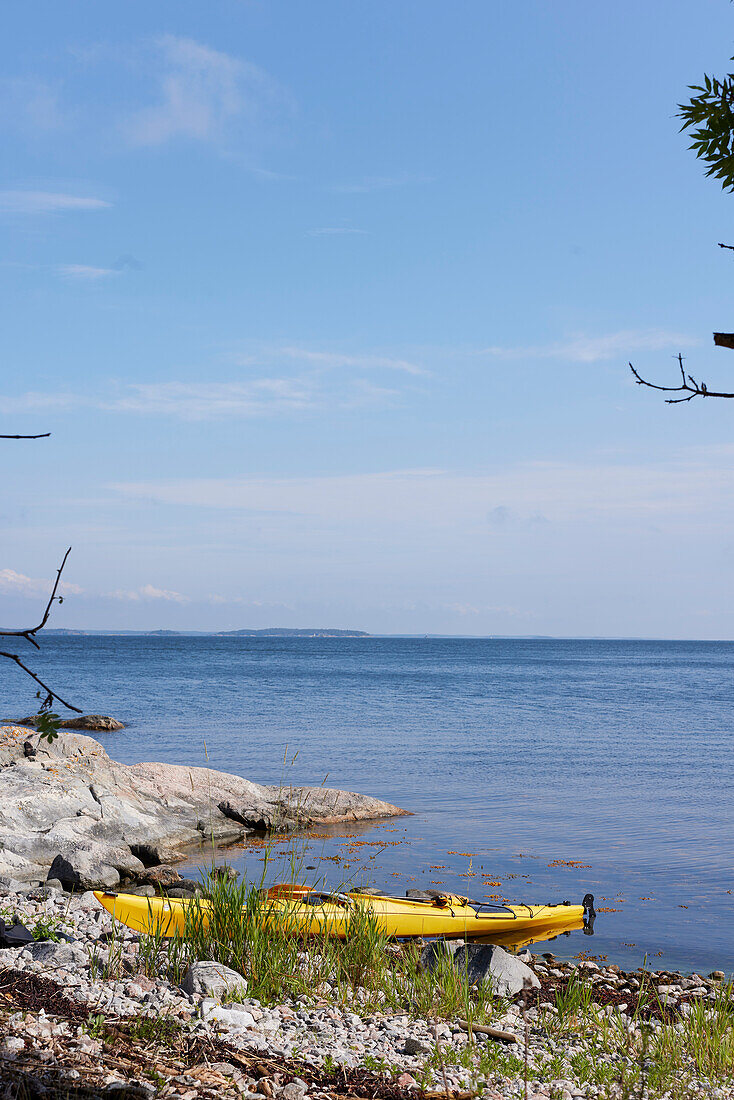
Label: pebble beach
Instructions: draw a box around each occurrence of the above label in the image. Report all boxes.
[0,884,731,1100]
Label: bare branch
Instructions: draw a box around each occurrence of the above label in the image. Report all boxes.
[630,353,734,403]
[713,332,734,350]
[0,652,82,713]
[0,548,72,650]
[0,433,51,440]
[718,242,734,251]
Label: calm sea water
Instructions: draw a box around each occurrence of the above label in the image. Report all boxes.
[2,636,732,974]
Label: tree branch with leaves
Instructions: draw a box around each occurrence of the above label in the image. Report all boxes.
[630,48,734,402]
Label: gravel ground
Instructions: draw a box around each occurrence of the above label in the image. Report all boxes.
[0,887,731,1100]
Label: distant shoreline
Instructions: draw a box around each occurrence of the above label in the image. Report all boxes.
[37,630,734,641]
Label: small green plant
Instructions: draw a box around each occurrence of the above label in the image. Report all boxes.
[321,1054,337,1075]
[361,1054,390,1073]
[32,915,63,942]
[84,1013,107,1040]
[86,922,125,981]
[125,1013,179,1046]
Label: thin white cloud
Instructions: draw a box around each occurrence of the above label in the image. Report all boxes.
[124,35,288,147]
[109,455,734,529]
[0,567,82,598]
[108,584,189,603]
[0,191,111,214]
[58,264,118,280]
[0,357,416,419]
[0,381,314,419]
[278,346,427,376]
[481,330,698,364]
[108,380,315,419]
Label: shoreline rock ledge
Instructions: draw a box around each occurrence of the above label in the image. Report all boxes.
[0,725,407,890]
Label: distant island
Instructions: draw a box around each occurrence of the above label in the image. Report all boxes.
[43,628,370,638]
[216,628,369,637]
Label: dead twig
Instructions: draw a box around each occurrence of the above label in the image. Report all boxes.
[455,1019,518,1044]
[0,650,82,712]
[0,432,51,439]
[0,547,72,650]
[630,353,734,403]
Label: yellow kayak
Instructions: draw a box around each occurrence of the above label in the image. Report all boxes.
[94,885,590,941]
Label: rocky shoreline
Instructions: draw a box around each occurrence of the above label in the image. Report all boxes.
[0,725,406,889]
[0,884,731,1100]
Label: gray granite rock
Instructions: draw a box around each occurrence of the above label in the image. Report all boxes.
[0,725,406,888]
[181,960,248,999]
[27,940,87,967]
[452,943,541,996]
[19,715,125,731]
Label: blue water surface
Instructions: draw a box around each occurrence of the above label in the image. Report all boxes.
[2,636,732,973]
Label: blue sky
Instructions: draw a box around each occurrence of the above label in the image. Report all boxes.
[3,0,734,636]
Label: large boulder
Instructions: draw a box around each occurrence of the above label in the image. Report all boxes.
[20,715,125,731]
[0,725,406,889]
[454,944,541,996]
[61,715,125,732]
[421,941,540,997]
[47,852,122,892]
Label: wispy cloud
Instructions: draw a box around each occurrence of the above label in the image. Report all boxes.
[0,344,424,419]
[123,35,288,147]
[0,191,111,214]
[481,330,698,364]
[109,455,734,529]
[110,380,314,418]
[0,380,316,420]
[278,346,427,376]
[0,567,82,598]
[57,264,118,280]
[108,584,189,603]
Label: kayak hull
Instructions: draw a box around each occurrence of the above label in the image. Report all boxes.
[93,889,585,942]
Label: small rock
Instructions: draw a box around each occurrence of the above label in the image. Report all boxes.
[2,1036,25,1054]
[44,878,64,892]
[139,865,182,888]
[402,1036,432,1055]
[208,1062,238,1077]
[710,970,726,980]
[181,960,247,999]
[280,1083,307,1100]
[211,865,238,881]
[27,941,87,968]
[61,715,125,731]
[204,1003,256,1030]
[395,1073,417,1089]
[172,879,204,894]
